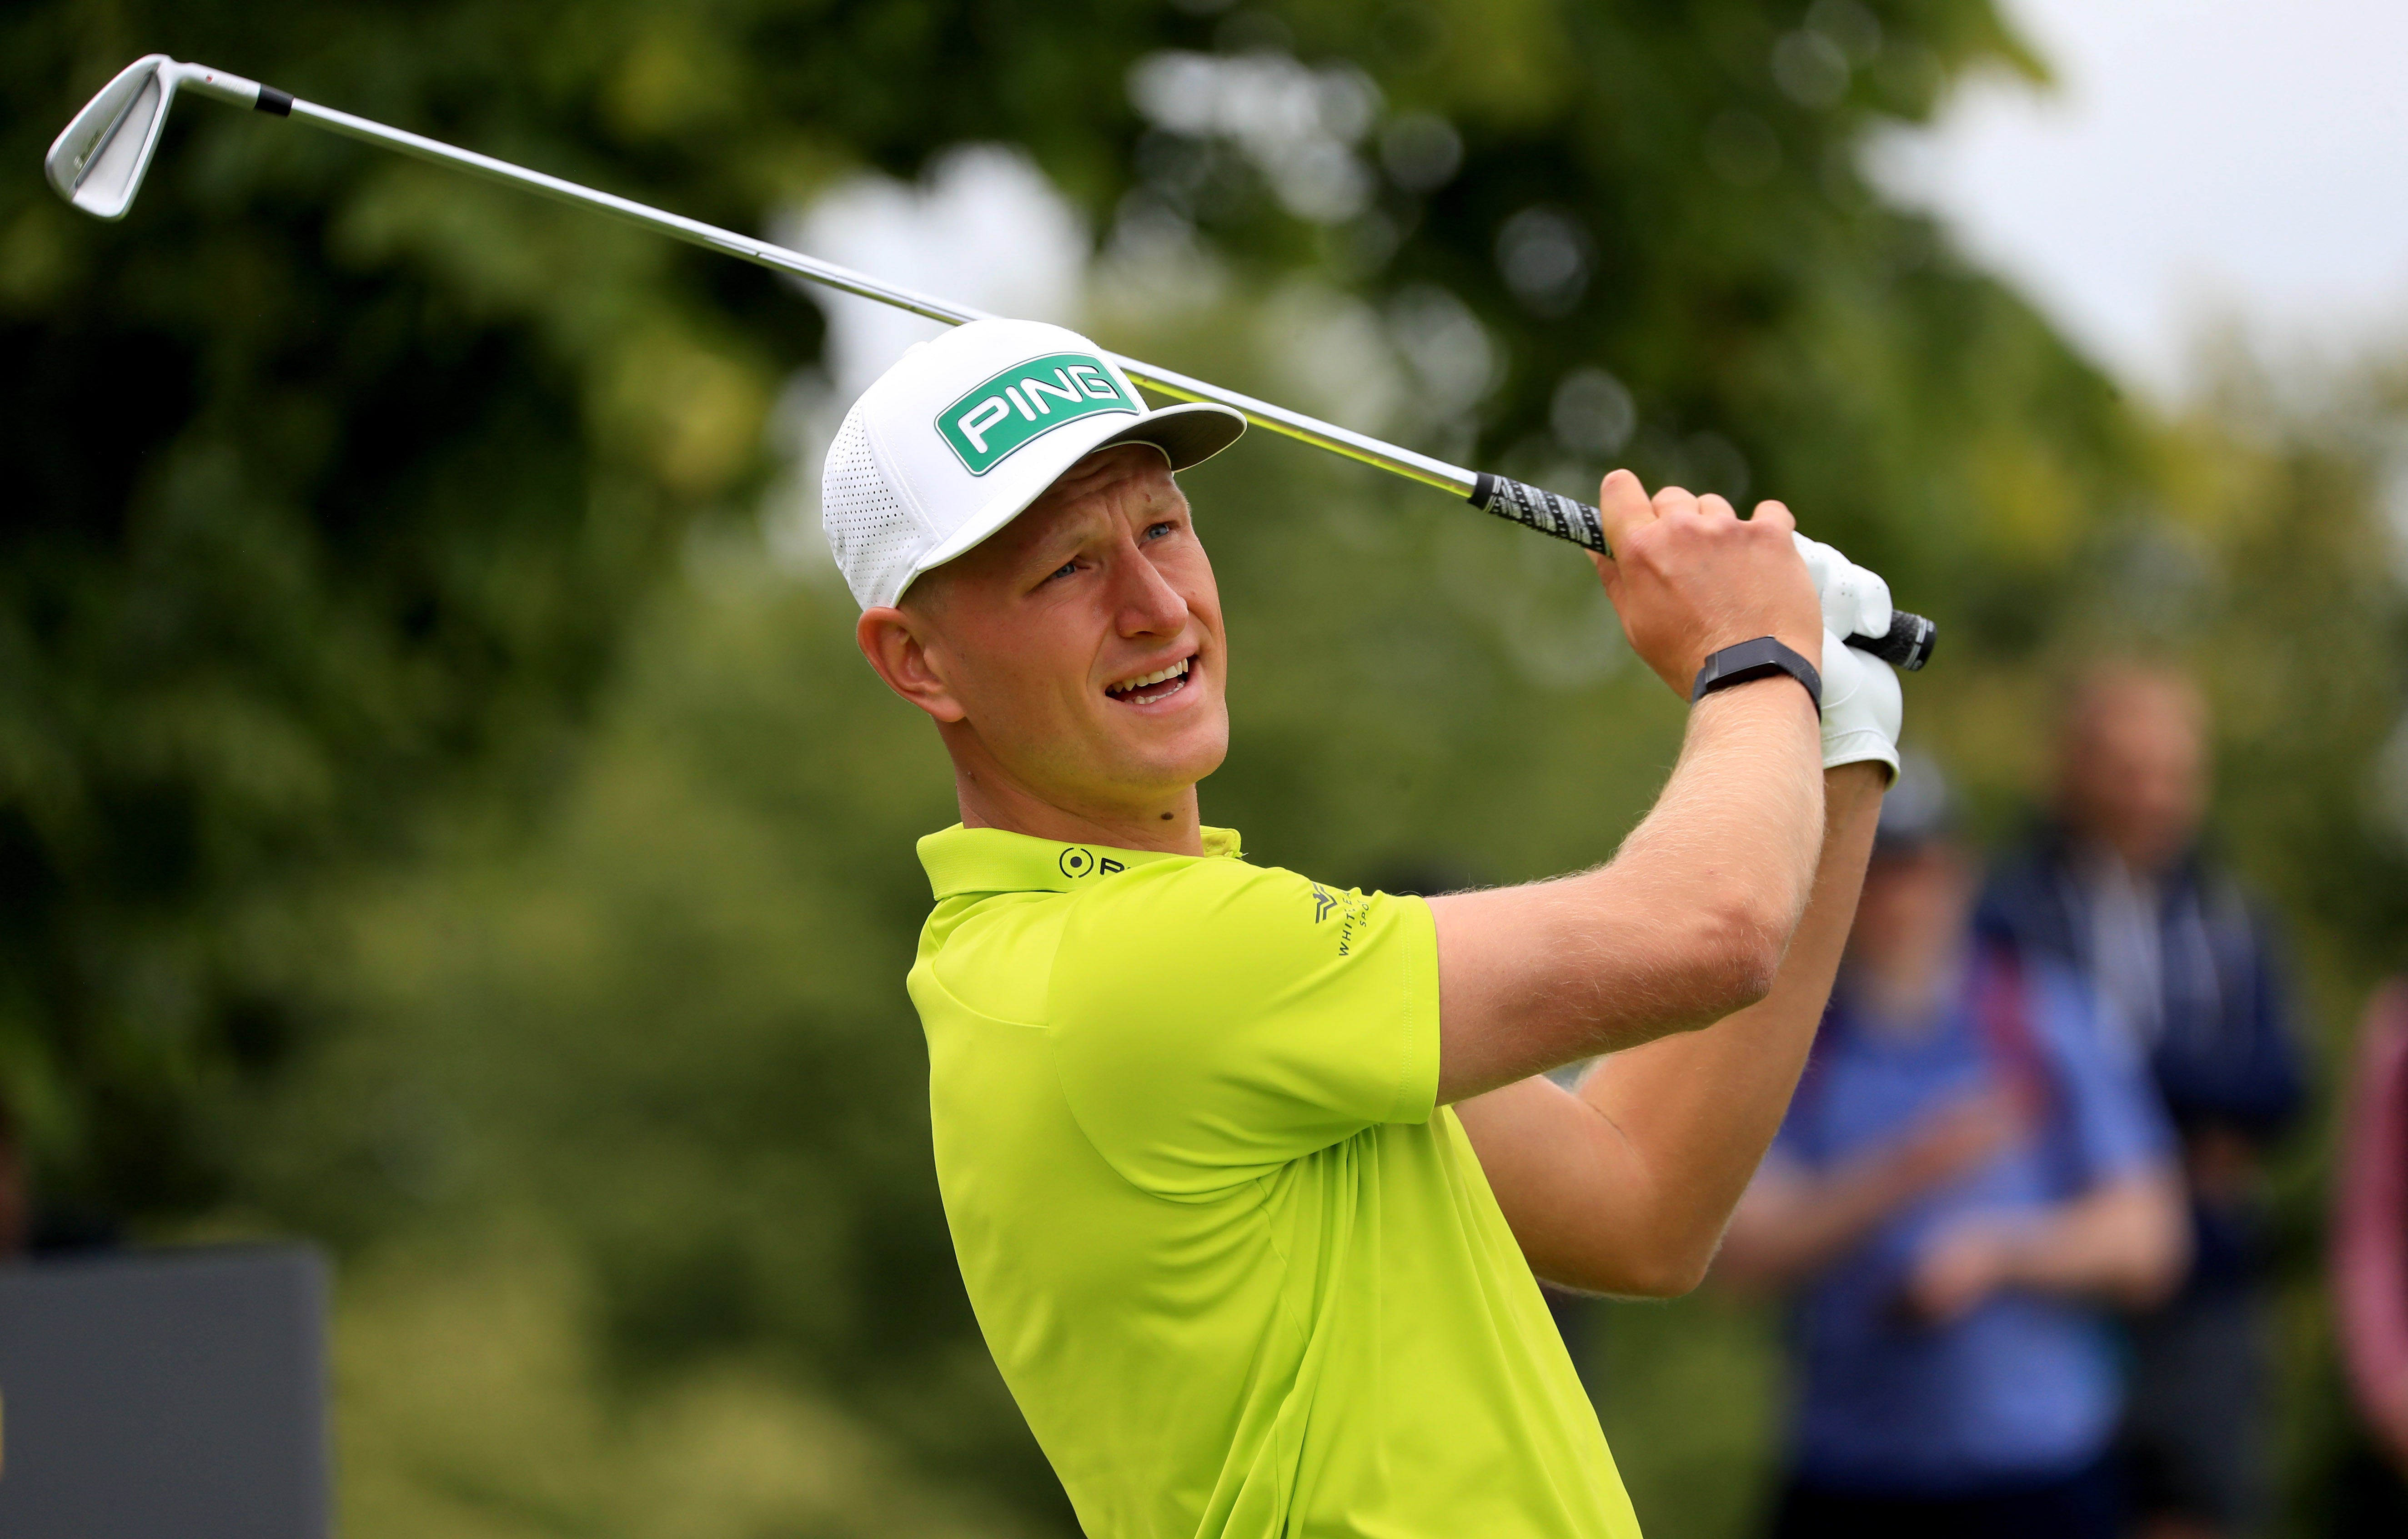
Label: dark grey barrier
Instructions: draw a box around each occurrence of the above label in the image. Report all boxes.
[0,1245,329,1538]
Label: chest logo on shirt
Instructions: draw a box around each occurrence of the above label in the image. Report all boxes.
[1058,847,1125,880]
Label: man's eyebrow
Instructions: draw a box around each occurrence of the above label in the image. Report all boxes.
[1130,479,1190,521]
[1008,475,1181,579]
[1015,510,1105,576]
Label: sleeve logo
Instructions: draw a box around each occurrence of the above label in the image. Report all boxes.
[1309,882,1365,955]
[937,353,1140,476]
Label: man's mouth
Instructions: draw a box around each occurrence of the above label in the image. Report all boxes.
[1105,654,1194,706]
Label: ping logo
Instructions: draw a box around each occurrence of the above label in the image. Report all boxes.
[938,352,1138,476]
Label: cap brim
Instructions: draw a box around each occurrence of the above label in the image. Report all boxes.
[1091,400,1249,472]
[895,402,1248,602]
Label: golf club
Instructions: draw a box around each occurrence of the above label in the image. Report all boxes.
[46,53,1935,669]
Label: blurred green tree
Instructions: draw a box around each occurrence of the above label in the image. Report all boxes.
[0,0,2101,1213]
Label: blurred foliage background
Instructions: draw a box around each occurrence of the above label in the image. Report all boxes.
[4,0,2404,1534]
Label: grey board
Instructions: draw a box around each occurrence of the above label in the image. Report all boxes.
[0,1245,329,1537]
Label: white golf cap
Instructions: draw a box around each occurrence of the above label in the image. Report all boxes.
[822,318,1247,609]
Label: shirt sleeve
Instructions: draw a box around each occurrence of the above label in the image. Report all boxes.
[2031,960,2177,1185]
[1046,858,1440,1197]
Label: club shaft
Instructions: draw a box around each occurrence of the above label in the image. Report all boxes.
[179,71,1932,668]
[288,100,1478,500]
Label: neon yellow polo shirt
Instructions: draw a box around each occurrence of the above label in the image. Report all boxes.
[909,824,1641,1538]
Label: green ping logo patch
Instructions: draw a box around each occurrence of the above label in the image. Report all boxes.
[937,352,1138,476]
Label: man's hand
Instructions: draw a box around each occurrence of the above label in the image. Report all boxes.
[1589,470,1823,697]
[1717,1085,2021,1295]
[1793,532,1893,642]
[1787,532,1904,779]
[1903,1219,2018,1324]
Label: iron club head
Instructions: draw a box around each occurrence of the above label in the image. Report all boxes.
[47,55,266,220]
[46,54,176,219]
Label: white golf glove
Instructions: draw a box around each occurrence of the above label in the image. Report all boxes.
[1793,531,1892,642]
[1817,628,1901,780]
[1792,534,1902,780]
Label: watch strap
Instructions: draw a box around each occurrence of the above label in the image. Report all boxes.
[1691,636,1822,709]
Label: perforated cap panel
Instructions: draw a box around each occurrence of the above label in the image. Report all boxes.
[822,405,922,609]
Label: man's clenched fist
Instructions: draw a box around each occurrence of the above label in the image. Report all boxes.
[1588,471,1822,700]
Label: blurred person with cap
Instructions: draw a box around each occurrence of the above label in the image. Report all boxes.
[1719,754,2188,1539]
[835,317,1907,1537]
[1977,662,2303,1538]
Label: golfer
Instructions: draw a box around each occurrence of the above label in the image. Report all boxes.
[831,319,1903,1537]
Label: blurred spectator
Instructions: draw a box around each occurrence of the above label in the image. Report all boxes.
[1977,663,2303,1537]
[1720,758,2187,1539]
[2331,980,2408,1536]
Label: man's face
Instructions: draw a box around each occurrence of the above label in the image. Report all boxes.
[2059,671,2207,872]
[886,445,1229,817]
[1849,842,1977,974]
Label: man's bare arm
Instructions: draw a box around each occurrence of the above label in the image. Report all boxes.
[1429,682,1823,1101]
[1451,763,1886,1297]
[1900,1170,2189,1321]
[1429,469,1830,1105]
[1716,1087,2027,1293]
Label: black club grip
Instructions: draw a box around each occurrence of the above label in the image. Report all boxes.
[1467,473,1936,672]
[1856,608,1937,672]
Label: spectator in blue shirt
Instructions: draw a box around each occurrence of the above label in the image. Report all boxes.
[1720,757,2188,1539]
[1977,663,2303,1538]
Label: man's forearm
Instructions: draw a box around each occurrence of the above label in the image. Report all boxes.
[1908,1172,2188,1321]
[1431,679,1824,1101]
[1992,1175,2189,1306]
[1717,1153,1935,1293]
[1570,762,1886,1290]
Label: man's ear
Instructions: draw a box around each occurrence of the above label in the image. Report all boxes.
[857,605,968,723]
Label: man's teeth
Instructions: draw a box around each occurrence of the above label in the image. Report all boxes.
[1110,658,1190,697]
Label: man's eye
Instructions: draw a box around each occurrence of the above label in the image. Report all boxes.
[1144,521,1175,541]
[1046,560,1077,582]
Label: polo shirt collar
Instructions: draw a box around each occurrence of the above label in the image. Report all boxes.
[918,824,1244,899]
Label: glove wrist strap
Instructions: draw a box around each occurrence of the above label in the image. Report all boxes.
[1691,636,1822,709]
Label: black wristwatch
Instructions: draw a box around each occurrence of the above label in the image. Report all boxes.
[1691,636,1822,709]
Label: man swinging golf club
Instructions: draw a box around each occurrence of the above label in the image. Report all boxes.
[835,318,1902,1538]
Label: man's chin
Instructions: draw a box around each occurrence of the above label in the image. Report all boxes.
[1086,716,1229,805]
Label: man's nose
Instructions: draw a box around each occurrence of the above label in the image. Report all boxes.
[1112,547,1190,636]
